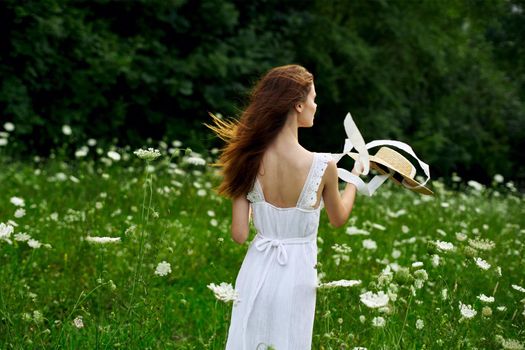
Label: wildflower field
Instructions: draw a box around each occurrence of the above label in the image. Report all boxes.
[1,143,524,349]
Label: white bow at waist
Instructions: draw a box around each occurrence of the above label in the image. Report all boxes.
[253,233,315,266]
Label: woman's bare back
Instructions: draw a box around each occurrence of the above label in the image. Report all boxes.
[256,148,324,209]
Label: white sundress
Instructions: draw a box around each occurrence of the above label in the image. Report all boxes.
[225,152,332,350]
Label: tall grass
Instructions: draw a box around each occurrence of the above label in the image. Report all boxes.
[0,145,524,349]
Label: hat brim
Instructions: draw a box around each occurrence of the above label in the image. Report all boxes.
[347,152,434,196]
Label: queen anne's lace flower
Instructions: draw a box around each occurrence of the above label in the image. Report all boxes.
[415,319,424,330]
[318,280,361,289]
[0,223,14,241]
[459,301,477,319]
[474,257,491,270]
[362,239,377,250]
[360,291,389,308]
[85,236,121,244]
[134,148,161,161]
[511,284,525,293]
[435,240,454,251]
[27,239,42,249]
[468,238,495,251]
[107,151,121,161]
[73,316,84,329]
[207,282,239,304]
[185,156,206,166]
[10,197,25,207]
[14,232,31,242]
[477,294,495,303]
[154,261,172,276]
[495,335,524,350]
[371,316,386,327]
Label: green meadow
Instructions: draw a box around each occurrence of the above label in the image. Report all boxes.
[0,145,524,349]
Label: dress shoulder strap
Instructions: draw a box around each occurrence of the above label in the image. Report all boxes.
[247,178,264,203]
[297,152,332,209]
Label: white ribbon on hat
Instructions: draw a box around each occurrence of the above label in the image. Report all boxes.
[331,112,431,196]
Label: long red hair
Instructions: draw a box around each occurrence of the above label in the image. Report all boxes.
[205,64,314,199]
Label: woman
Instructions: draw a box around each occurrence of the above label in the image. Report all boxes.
[207,64,361,349]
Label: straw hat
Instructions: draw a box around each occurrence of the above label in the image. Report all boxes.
[348,147,433,195]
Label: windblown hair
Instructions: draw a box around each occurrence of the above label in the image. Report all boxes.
[205,64,314,199]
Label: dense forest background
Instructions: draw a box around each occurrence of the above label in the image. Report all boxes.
[0,0,524,186]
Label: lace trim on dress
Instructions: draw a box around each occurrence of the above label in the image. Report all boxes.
[297,153,332,209]
[247,178,264,203]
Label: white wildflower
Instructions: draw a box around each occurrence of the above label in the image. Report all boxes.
[85,236,121,244]
[474,257,491,270]
[4,122,15,132]
[511,284,525,293]
[27,239,42,249]
[346,226,370,236]
[154,261,172,277]
[360,291,389,308]
[0,222,14,241]
[75,146,89,158]
[391,249,401,259]
[412,261,424,268]
[459,301,477,319]
[33,310,44,324]
[318,280,361,289]
[495,335,524,350]
[435,240,454,251]
[477,294,495,303]
[415,319,424,330]
[371,316,386,327]
[107,151,121,161]
[73,316,84,329]
[14,232,31,242]
[431,254,440,267]
[207,282,239,303]
[362,239,377,250]
[387,209,406,218]
[468,238,495,251]
[493,174,504,183]
[185,156,206,166]
[455,231,467,241]
[197,189,206,197]
[14,208,26,218]
[133,148,161,161]
[371,223,386,231]
[0,138,7,146]
[467,180,484,191]
[10,197,25,207]
[62,125,72,135]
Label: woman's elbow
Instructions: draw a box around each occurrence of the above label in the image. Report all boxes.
[231,228,248,244]
[330,209,352,228]
[330,218,346,228]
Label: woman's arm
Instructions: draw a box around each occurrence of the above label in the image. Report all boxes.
[322,160,360,228]
[231,196,251,244]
